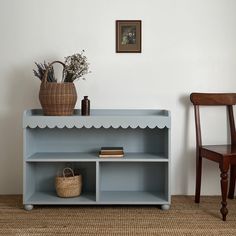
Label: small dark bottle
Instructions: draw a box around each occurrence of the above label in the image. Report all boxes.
[81,96,90,116]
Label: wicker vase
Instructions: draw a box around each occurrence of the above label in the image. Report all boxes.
[39,61,77,116]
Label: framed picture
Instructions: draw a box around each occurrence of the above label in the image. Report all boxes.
[116,20,142,53]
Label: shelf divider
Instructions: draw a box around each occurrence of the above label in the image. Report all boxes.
[96,162,100,202]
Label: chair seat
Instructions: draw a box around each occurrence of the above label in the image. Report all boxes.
[202,145,236,156]
[201,145,236,164]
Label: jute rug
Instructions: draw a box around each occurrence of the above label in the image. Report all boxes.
[0,195,235,236]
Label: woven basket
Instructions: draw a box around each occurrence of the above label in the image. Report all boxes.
[55,167,82,198]
[39,61,77,116]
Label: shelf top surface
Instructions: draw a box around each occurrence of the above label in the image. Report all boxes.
[25,109,169,117]
[23,109,171,129]
[27,152,169,162]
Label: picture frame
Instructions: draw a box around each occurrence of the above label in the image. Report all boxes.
[116,20,142,53]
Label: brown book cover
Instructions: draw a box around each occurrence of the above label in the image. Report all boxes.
[100,150,124,155]
[100,147,124,152]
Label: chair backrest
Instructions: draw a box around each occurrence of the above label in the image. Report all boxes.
[190,93,236,146]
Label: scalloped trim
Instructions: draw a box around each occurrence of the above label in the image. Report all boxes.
[23,113,171,129]
[23,122,170,129]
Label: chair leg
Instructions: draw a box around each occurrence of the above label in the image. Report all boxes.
[220,165,229,221]
[195,155,202,203]
[228,165,236,199]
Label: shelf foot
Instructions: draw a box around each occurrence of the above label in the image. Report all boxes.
[24,204,33,211]
[161,204,170,210]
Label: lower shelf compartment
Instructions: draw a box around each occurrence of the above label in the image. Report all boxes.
[25,192,96,205]
[99,191,168,204]
[25,191,168,205]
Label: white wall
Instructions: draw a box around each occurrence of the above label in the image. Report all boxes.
[0,0,236,195]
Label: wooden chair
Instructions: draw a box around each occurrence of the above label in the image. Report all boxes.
[190,93,236,221]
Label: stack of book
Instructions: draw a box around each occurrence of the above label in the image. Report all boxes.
[99,147,124,158]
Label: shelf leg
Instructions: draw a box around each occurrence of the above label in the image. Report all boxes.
[24,204,34,211]
[161,204,170,210]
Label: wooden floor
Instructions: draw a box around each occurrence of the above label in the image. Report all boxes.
[0,195,236,235]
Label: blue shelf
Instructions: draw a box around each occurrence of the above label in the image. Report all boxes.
[26,152,168,162]
[23,109,171,129]
[99,191,168,204]
[23,109,171,209]
[26,192,96,205]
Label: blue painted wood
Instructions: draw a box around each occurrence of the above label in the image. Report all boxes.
[99,191,168,204]
[96,162,100,202]
[100,162,167,192]
[24,127,167,155]
[26,153,168,162]
[23,109,170,129]
[23,109,171,208]
[27,192,96,205]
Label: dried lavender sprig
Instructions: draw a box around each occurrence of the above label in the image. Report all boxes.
[33,61,56,82]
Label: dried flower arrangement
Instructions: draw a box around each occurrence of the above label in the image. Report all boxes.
[64,50,90,82]
[33,51,91,83]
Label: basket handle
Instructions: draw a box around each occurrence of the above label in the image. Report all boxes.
[42,60,66,84]
[63,167,75,178]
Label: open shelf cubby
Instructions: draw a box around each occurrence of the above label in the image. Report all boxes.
[25,127,168,160]
[24,162,96,205]
[23,109,171,210]
[99,162,168,204]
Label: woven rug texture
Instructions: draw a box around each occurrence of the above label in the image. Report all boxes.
[0,195,236,236]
